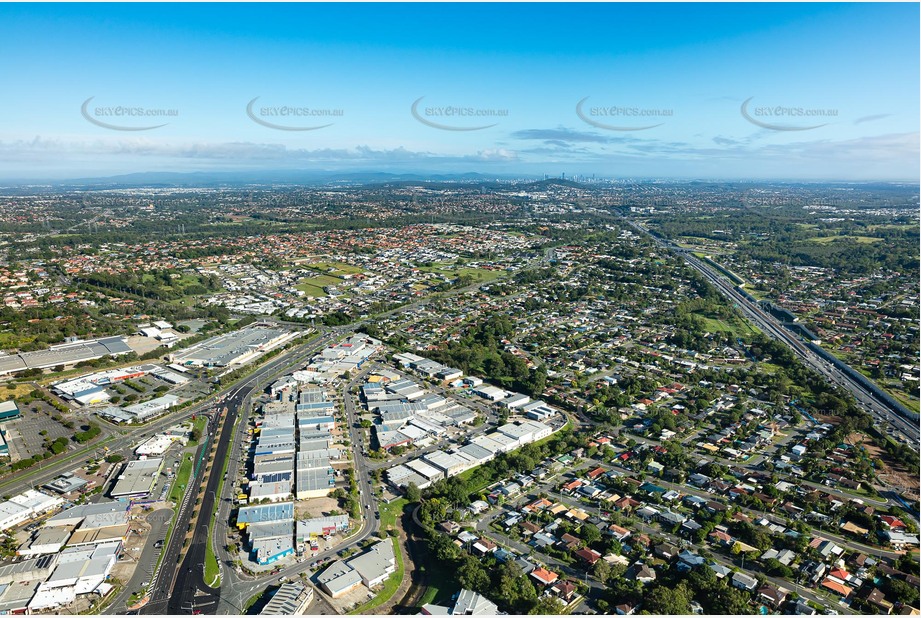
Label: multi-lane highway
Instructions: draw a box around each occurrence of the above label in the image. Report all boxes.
[627,219,920,448]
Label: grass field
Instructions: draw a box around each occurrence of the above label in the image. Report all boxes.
[414,552,458,608]
[309,261,364,275]
[187,416,208,447]
[890,389,920,414]
[418,264,502,284]
[169,459,193,504]
[809,235,881,244]
[296,273,344,297]
[695,314,760,337]
[378,498,407,530]
[0,383,35,399]
[204,529,221,587]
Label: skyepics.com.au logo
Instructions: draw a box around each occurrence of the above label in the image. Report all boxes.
[740,97,836,131]
[576,96,672,131]
[81,97,178,131]
[411,97,508,131]
[246,97,344,131]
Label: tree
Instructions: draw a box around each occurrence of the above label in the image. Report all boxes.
[593,558,611,584]
[642,582,692,615]
[529,596,565,615]
[581,523,602,546]
[457,555,490,593]
[406,483,422,503]
[886,577,920,606]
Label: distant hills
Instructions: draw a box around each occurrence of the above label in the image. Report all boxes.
[44,170,535,189]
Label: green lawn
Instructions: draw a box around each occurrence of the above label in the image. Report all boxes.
[294,282,327,297]
[347,537,404,615]
[242,587,277,614]
[243,591,264,613]
[378,498,408,530]
[169,459,193,504]
[309,261,364,275]
[296,274,343,297]
[809,235,881,245]
[891,390,920,414]
[204,532,220,587]
[187,416,208,446]
[695,314,760,337]
[417,264,502,284]
[414,551,458,608]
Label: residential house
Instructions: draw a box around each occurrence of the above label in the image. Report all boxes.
[864,588,893,614]
[530,567,559,587]
[550,580,577,602]
[634,563,657,584]
[653,542,678,561]
[758,584,788,608]
[574,548,601,566]
[731,571,759,592]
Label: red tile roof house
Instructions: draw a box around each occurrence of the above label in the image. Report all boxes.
[881,515,907,530]
[631,533,651,549]
[574,548,602,566]
[587,467,606,480]
[821,578,853,598]
[613,496,641,511]
[530,567,559,587]
[562,480,583,493]
[708,530,734,547]
[608,524,631,541]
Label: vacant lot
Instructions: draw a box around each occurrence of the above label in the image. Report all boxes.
[297,274,345,297]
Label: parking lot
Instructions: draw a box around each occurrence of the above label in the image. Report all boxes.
[3,402,75,462]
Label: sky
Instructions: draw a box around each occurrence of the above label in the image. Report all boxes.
[0,2,918,181]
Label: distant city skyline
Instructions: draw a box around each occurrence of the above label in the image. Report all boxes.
[0,2,918,181]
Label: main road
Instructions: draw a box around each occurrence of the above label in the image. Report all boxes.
[214,366,383,614]
[134,331,341,615]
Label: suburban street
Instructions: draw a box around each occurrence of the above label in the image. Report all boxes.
[474,469,859,615]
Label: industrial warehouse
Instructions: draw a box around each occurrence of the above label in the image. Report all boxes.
[169,325,295,368]
[0,336,133,376]
[386,420,553,491]
[0,494,129,613]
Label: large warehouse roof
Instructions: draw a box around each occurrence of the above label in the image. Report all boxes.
[0,337,132,376]
[170,327,289,367]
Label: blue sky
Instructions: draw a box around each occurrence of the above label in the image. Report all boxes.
[0,3,917,181]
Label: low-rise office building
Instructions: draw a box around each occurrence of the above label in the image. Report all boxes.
[110,459,163,499]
